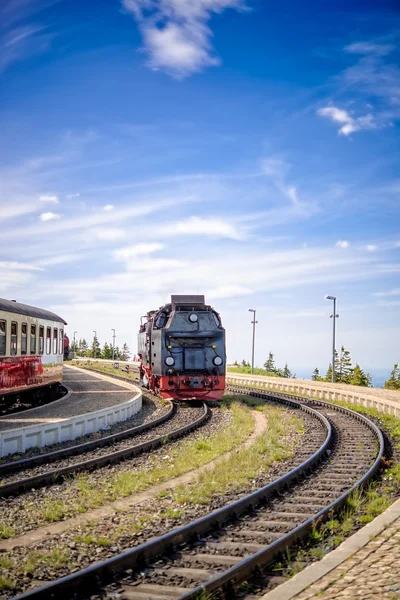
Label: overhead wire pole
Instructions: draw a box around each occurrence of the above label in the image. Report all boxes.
[111,328,116,360]
[248,309,257,375]
[73,331,77,356]
[93,330,97,359]
[325,295,339,383]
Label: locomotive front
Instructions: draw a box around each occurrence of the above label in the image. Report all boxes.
[138,295,225,400]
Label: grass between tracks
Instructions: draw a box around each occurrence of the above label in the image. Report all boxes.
[0,397,255,540]
[0,400,304,591]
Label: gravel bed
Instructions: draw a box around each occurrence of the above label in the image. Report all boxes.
[0,394,169,465]
[2,408,324,596]
[0,405,217,537]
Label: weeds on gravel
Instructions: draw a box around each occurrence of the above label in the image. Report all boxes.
[0,576,15,591]
[0,524,14,539]
[0,401,253,529]
[170,404,303,505]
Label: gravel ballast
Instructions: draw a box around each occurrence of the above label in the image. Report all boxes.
[0,406,324,597]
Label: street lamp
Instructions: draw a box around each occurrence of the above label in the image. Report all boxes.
[73,331,77,355]
[325,296,339,383]
[111,329,116,360]
[248,309,257,375]
[93,330,97,359]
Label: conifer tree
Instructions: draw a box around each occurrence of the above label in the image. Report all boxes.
[312,367,321,381]
[325,363,333,382]
[79,339,88,357]
[91,336,101,359]
[282,363,293,378]
[101,342,113,360]
[264,352,276,372]
[338,346,353,383]
[350,364,372,387]
[120,343,131,361]
[384,364,400,390]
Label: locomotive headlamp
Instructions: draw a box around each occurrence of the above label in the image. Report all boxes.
[165,356,175,366]
[213,356,223,366]
[167,345,172,350]
[211,344,217,349]
[189,313,198,323]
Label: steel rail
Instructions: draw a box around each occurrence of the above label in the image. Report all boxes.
[13,394,332,600]
[0,400,175,477]
[0,402,210,498]
[180,387,385,599]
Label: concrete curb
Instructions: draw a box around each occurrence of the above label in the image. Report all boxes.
[0,366,142,457]
[261,497,400,599]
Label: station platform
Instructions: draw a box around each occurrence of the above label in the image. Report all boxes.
[0,365,142,457]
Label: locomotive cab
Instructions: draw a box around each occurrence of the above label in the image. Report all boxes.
[138,295,226,401]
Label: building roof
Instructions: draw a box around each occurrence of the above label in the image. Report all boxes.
[0,298,67,325]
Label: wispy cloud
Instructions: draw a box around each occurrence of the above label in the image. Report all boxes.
[367,244,377,252]
[344,41,395,57]
[317,106,377,136]
[121,0,248,78]
[103,204,114,211]
[0,0,57,74]
[336,240,350,249]
[373,288,400,297]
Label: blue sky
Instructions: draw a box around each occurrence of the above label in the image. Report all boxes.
[1,0,399,381]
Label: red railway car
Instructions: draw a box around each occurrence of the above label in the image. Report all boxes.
[0,298,67,406]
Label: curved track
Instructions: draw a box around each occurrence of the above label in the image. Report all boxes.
[12,388,384,600]
[0,402,210,498]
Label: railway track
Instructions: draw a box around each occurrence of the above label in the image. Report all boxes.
[13,387,385,600]
[0,402,210,498]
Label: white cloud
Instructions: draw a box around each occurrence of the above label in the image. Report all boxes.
[40,212,60,222]
[367,244,377,252]
[344,42,395,57]
[317,106,377,136]
[373,288,400,297]
[122,0,247,77]
[66,193,80,199]
[207,285,252,299]
[157,216,244,240]
[103,204,114,211]
[39,194,59,203]
[336,240,349,249]
[114,242,164,261]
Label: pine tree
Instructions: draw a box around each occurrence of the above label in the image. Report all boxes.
[120,343,131,361]
[114,346,121,360]
[79,339,88,357]
[264,352,275,372]
[101,342,113,360]
[91,336,101,359]
[241,359,250,368]
[350,364,372,387]
[312,367,321,381]
[384,364,400,390]
[325,363,333,382]
[338,346,353,383]
[282,363,293,378]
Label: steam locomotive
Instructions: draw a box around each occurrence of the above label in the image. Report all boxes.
[138,295,226,401]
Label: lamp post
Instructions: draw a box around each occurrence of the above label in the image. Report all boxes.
[248,309,257,375]
[93,330,97,359]
[325,296,339,383]
[111,329,116,360]
[73,331,77,355]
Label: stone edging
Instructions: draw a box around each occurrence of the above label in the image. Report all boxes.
[260,497,400,599]
[0,366,142,457]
